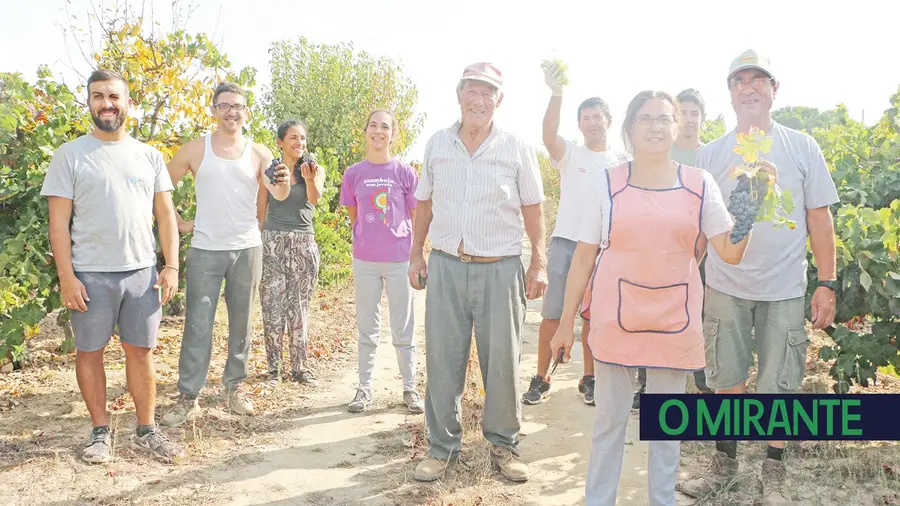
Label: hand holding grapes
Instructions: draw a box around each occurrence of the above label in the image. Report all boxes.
[300,160,317,181]
[541,59,568,97]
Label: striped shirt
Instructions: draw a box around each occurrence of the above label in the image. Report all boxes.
[415,121,545,257]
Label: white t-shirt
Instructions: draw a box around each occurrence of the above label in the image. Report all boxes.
[550,139,624,241]
[577,164,734,249]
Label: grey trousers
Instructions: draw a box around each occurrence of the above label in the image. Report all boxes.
[177,245,262,397]
[352,258,416,394]
[423,250,527,460]
[587,361,686,506]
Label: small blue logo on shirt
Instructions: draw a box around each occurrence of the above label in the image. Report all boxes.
[129,176,150,184]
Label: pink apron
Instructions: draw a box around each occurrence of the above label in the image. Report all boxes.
[580,163,707,371]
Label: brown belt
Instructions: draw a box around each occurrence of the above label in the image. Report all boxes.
[436,249,515,263]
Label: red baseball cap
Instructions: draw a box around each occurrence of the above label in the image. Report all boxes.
[459,62,503,90]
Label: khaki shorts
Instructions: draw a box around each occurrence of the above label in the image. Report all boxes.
[701,285,809,393]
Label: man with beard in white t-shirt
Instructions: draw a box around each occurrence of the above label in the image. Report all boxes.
[522,61,625,407]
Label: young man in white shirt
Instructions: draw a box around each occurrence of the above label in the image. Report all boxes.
[521,61,624,407]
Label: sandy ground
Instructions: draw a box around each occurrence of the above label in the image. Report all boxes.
[1,244,899,505]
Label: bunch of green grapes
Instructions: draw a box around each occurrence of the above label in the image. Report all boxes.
[541,59,569,85]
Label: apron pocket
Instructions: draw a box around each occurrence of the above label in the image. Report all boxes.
[617,279,690,334]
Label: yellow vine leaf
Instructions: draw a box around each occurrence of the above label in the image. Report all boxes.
[732,127,773,163]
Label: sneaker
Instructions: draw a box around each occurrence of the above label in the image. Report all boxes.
[82,426,112,464]
[131,428,185,464]
[404,390,425,414]
[578,375,595,406]
[160,394,200,428]
[348,388,371,413]
[680,450,740,499]
[490,445,530,482]
[522,375,550,405]
[225,386,254,415]
[761,458,791,505]
[632,385,645,410]
[292,370,318,386]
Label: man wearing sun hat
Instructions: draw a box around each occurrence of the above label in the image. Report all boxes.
[408,61,547,483]
[682,49,839,505]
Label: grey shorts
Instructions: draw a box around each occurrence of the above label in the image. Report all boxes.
[541,236,578,319]
[70,267,162,352]
[701,285,809,393]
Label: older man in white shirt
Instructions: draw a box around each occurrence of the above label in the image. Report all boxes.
[408,62,548,483]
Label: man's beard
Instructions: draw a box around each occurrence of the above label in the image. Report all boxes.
[91,107,126,133]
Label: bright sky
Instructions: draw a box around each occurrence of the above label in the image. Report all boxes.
[4,0,899,162]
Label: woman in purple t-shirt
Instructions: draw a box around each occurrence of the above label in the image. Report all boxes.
[339,109,424,415]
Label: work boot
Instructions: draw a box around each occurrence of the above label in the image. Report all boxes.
[680,450,740,498]
[761,458,792,504]
[490,445,530,482]
[225,385,254,415]
[414,457,450,482]
[160,394,200,427]
[522,375,550,405]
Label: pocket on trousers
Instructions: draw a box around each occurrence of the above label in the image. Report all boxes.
[617,279,690,333]
[702,318,720,378]
[777,325,810,391]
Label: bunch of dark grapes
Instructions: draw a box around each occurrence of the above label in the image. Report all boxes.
[727,175,759,244]
[265,158,282,185]
[294,154,316,181]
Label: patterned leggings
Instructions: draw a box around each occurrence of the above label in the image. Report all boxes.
[259,230,321,376]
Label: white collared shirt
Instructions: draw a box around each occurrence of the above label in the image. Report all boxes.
[415,121,545,257]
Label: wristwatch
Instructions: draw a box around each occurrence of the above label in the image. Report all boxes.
[818,279,838,292]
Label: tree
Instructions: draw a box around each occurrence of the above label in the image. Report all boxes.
[700,114,726,143]
[263,36,425,284]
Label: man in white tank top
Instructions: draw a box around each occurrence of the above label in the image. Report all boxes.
[160,82,291,427]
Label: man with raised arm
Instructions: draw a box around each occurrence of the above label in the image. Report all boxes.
[408,62,547,483]
[160,82,290,427]
[42,69,183,464]
[521,60,623,407]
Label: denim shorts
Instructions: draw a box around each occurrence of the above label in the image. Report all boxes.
[701,285,809,393]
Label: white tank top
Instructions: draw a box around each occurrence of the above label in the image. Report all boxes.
[191,134,263,251]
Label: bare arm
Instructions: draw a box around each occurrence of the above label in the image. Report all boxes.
[411,199,433,258]
[707,230,750,265]
[48,197,76,284]
[559,241,601,328]
[256,184,269,231]
[807,206,837,281]
[166,141,197,231]
[257,145,290,201]
[153,191,180,268]
[522,203,547,269]
[542,95,566,163]
[346,205,358,227]
[305,162,326,205]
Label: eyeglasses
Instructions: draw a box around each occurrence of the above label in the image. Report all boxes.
[214,102,247,112]
[633,114,676,128]
[729,76,774,92]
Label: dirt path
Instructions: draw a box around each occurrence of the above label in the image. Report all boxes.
[3,243,900,505]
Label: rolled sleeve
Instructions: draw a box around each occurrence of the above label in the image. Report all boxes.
[40,147,75,200]
[517,141,545,206]
[803,139,840,209]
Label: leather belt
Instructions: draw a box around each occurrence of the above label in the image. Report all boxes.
[434,249,515,263]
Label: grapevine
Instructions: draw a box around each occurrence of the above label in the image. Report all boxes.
[725,126,797,243]
[540,58,569,85]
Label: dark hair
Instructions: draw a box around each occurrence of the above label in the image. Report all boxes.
[276,119,308,141]
[676,88,706,116]
[577,97,612,125]
[621,90,681,153]
[87,69,129,93]
[212,81,246,105]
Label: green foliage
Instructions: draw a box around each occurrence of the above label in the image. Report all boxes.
[810,88,900,392]
[537,151,559,239]
[263,36,424,285]
[0,69,89,361]
[773,105,847,132]
[700,114,726,144]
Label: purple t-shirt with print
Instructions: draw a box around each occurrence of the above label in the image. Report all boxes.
[339,159,419,263]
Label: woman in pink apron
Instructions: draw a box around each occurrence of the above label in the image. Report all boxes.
[549,90,772,505]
